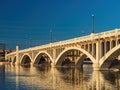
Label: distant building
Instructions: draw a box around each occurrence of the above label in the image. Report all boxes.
[0,43,6,50]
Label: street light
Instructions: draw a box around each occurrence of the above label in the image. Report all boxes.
[50,29,53,43]
[92,14,94,33]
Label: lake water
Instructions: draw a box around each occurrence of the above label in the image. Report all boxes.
[0,63,119,90]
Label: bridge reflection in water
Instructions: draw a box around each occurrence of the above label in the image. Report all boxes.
[0,63,120,90]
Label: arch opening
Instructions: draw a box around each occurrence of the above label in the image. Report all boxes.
[13,56,16,64]
[56,48,94,69]
[118,39,120,44]
[34,53,52,67]
[76,54,93,70]
[56,50,81,67]
[21,55,31,66]
[8,57,12,62]
[106,41,110,53]
[61,58,73,66]
[111,40,116,48]
[100,45,120,70]
[101,42,105,57]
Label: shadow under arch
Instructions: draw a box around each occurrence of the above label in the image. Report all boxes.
[100,44,120,69]
[34,51,53,67]
[75,53,93,69]
[8,57,12,62]
[20,54,32,65]
[12,56,16,64]
[55,47,95,66]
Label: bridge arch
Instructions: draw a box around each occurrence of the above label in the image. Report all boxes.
[20,54,32,65]
[55,47,95,66]
[34,51,53,66]
[99,44,120,68]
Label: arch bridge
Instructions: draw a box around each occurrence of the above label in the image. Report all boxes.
[6,29,120,70]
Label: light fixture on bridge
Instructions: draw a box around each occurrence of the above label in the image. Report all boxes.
[92,14,94,33]
[50,29,53,43]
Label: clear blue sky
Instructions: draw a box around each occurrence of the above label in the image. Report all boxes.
[0,0,120,49]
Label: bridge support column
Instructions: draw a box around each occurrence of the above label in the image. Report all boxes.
[30,62,34,66]
[93,42,101,71]
[93,63,100,70]
[96,42,100,61]
[31,52,34,66]
[16,45,20,65]
[51,49,56,67]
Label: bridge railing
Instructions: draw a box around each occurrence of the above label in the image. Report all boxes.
[51,35,91,46]
[44,28,120,48]
[6,52,16,57]
[94,29,120,39]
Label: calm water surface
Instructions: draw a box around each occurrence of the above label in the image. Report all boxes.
[0,63,119,90]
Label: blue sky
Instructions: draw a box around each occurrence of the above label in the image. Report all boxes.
[0,0,120,49]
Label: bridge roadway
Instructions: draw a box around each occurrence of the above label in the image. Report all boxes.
[6,28,120,70]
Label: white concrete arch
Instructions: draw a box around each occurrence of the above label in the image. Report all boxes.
[99,44,120,66]
[20,53,33,64]
[34,51,53,64]
[55,47,96,66]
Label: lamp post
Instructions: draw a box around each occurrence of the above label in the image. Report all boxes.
[92,14,94,33]
[50,29,53,43]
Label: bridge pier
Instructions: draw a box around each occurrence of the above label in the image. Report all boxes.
[51,62,55,67]
[30,62,34,66]
[93,63,100,70]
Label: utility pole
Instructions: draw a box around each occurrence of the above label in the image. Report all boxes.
[92,14,94,33]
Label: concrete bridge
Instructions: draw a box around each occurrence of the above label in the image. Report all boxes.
[5,29,120,70]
